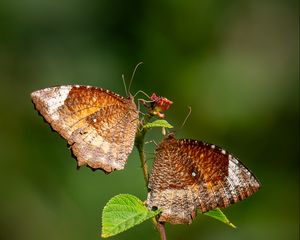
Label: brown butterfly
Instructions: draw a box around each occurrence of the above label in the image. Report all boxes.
[147,134,260,224]
[31,85,138,173]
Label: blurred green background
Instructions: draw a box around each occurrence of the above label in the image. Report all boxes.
[0,0,298,239]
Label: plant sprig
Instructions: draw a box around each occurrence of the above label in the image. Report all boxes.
[101,94,235,239]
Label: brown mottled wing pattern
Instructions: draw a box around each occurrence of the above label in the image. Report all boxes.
[147,135,260,224]
[31,85,138,172]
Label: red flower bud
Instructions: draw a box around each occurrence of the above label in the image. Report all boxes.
[149,93,173,118]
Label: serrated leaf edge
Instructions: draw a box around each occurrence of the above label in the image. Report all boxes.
[101,194,160,238]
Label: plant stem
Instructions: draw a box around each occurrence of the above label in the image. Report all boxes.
[153,217,167,240]
[135,116,167,240]
[136,130,149,184]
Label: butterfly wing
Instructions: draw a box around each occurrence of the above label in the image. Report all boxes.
[31,85,138,172]
[147,135,260,224]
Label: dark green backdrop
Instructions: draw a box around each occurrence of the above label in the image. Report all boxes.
[0,0,298,239]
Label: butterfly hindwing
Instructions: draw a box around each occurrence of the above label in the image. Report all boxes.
[147,134,260,224]
[31,85,138,172]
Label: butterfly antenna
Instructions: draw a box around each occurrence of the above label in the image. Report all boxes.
[128,62,143,95]
[122,74,128,96]
[180,106,192,130]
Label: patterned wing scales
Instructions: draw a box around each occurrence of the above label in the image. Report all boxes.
[147,135,260,224]
[31,85,138,172]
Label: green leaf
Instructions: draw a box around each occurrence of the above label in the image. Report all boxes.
[204,208,236,228]
[101,194,160,238]
[143,119,173,129]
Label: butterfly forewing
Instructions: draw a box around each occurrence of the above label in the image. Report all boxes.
[31,85,138,172]
[147,135,260,224]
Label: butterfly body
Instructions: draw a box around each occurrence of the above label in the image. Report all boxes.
[31,85,138,173]
[147,134,260,224]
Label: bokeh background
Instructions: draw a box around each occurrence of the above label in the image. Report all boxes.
[0,0,298,239]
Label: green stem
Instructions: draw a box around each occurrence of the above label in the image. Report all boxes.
[135,115,167,240]
[135,128,149,185]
